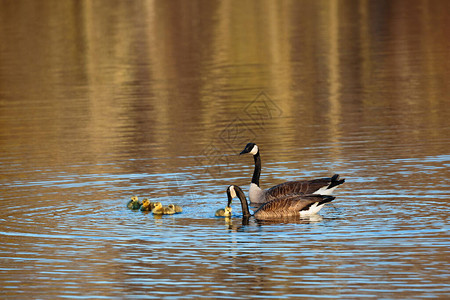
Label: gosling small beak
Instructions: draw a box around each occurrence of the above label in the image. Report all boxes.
[225,206,232,216]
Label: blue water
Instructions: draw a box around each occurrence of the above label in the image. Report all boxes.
[1,0,450,298]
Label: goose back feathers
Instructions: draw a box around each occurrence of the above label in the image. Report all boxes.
[263,174,345,201]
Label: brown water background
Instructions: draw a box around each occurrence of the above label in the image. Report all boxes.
[0,0,449,299]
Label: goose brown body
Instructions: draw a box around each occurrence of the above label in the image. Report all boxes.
[262,175,344,202]
[253,194,334,219]
[227,185,335,220]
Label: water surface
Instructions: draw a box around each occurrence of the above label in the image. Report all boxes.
[1,0,449,299]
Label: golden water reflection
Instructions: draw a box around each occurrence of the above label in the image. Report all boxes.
[1,1,448,167]
[0,0,449,299]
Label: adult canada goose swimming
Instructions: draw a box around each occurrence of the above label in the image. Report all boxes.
[239,143,345,203]
[127,196,142,210]
[227,185,335,219]
[215,206,232,217]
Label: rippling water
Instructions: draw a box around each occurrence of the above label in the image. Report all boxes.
[1,0,450,299]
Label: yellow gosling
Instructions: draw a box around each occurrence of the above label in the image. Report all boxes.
[127,196,142,210]
[140,199,152,211]
[215,208,225,217]
[163,206,176,215]
[215,206,232,217]
[168,204,182,213]
[224,206,232,217]
[151,202,164,215]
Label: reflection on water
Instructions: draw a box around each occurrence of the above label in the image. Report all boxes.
[0,0,449,298]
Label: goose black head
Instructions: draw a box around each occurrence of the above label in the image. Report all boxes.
[226,185,246,206]
[239,143,259,155]
[226,185,237,207]
[226,185,251,218]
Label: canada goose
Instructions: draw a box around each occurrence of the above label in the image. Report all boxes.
[215,206,232,217]
[151,202,164,215]
[127,196,142,210]
[227,185,335,219]
[168,204,183,213]
[239,143,345,203]
[140,199,153,211]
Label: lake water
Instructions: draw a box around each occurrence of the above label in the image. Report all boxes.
[1,0,449,299]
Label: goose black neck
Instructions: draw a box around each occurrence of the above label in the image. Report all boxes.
[236,187,252,218]
[252,152,261,186]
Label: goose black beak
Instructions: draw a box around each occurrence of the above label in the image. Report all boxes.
[239,142,255,155]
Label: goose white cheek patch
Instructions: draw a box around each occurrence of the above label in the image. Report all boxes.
[250,145,259,155]
[229,185,237,198]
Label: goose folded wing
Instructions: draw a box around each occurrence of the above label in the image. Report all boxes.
[254,195,327,219]
[263,178,334,200]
